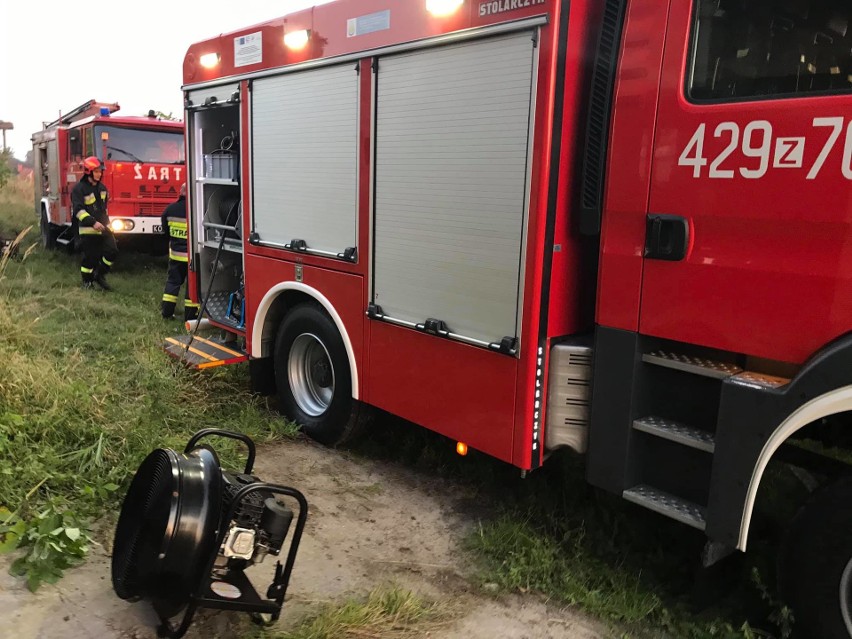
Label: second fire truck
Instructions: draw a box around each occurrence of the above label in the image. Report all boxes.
[170,1,852,635]
[32,100,185,249]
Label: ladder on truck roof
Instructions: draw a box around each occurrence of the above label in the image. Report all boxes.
[43,100,120,129]
[162,210,248,369]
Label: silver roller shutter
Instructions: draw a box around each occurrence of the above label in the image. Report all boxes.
[251,64,359,255]
[372,30,536,348]
[187,83,239,108]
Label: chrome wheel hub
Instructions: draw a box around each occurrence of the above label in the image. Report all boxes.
[288,333,334,417]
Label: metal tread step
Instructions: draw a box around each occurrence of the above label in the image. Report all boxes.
[633,416,716,453]
[162,334,247,369]
[730,371,791,389]
[623,485,706,530]
[643,351,742,379]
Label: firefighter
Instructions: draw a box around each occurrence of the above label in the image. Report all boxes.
[71,156,117,291]
[160,183,200,320]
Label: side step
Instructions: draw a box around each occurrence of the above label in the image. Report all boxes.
[633,416,715,453]
[623,485,706,531]
[163,334,248,369]
[643,351,791,388]
[642,351,742,379]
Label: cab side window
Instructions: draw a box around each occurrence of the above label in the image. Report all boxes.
[69,130,83,159]
[84,127,95,157]
[690,0,852,101]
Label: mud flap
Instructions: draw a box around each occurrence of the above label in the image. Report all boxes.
[163,334,248,369]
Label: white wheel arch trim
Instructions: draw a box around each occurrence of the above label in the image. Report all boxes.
[738,384,852,550]
[251,282,359,400]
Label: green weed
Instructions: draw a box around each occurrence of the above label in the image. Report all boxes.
[255,586,446,639]
[0,175,297,588]
[0,505,90,592]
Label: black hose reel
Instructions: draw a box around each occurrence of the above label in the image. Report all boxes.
[111,429,307,638]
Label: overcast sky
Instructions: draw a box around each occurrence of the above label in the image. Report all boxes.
[0,1,333,159]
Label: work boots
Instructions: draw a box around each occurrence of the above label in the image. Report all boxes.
[94,267,113,292]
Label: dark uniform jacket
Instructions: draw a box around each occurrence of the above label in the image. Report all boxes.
[161,195,188,262]
[71,177,109,235]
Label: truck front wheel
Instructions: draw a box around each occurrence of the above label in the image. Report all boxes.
[779,475,852,638]
[273,303,368,447]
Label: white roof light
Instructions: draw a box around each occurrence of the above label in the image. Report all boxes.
[426,0,464,17]
[284,29,310,50]
[199,53,220,69]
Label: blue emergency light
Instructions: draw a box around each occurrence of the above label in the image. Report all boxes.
[99,107,111,116]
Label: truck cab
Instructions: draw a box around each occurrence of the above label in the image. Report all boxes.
[33,100,185,248]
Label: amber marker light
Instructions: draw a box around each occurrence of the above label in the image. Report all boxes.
[456,442,468,456]
[199,53,220,69]
[284,29,310,50]
[426,0,464,17]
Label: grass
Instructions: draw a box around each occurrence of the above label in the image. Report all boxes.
[0,175,297,586]
[0,174,33,236]
[253,586,448,639]
[350,417,794,639]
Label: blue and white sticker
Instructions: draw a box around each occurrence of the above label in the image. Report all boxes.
[234,32,262,68]
[347,10,391,38]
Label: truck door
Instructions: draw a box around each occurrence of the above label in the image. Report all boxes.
[640,0,852,364]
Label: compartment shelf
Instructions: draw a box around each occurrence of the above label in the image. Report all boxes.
[203,239,243,254]
[198,177,238,186]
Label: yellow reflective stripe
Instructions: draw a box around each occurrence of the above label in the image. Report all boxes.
[76,210,91,221]
[100,192,107,200]
[162,294,178,303]
[185,301,200,308]
[79,227,102,235]
[191,335,243,358]
[168,219,187,228]
[84,194,96,205]
[169,249,188,262]
[164,337,218,362]
[81,266,95,274]
[102,257,114,267]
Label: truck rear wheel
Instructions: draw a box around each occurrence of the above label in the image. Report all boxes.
[779,475,852,638]
[40,208,58,250]
[273,303,368,447]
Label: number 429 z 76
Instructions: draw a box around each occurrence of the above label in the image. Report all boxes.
[678,117,852,180]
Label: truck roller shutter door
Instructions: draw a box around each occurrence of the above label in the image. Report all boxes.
[187,83,240,108]
[372,30,536,349]
[251,64,358,255]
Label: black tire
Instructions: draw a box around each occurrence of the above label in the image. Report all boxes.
[40,208,58,250]
[779,475,852,639]
[273,303,369,447]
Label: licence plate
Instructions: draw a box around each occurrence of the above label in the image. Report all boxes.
[152,224,162,233]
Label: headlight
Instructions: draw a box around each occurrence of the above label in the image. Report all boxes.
[109,219,135,232]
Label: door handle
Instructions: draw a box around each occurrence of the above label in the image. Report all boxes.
[645,214,689,261]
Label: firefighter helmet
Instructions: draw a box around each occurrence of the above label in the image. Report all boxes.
[82,156,105,174]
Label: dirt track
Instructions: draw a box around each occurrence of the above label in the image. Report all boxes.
[0,437,610,639]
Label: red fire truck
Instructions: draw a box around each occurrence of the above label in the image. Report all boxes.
[32,100,185,249]
[172,1,852,634]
